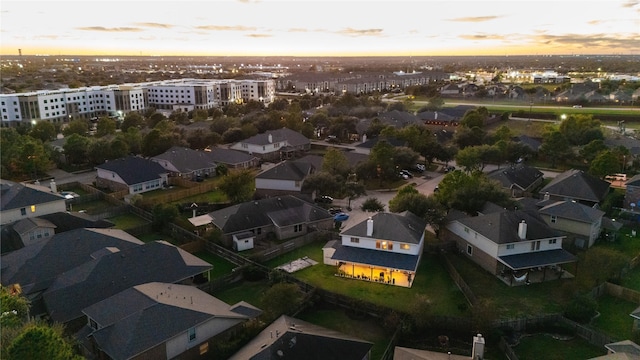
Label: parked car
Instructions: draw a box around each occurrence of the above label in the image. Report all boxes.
[444,166,456,173]
[315,195,334,204]
[328,207,343,215]
[325,135,339,143]
[333,212,350,222]
[399,172,409,180]
[60,191,80,199]
[401,169,413,178]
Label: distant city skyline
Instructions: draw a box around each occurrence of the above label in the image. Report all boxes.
[2,0,639,57]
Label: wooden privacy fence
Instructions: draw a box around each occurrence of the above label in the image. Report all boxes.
[441,254,477,306]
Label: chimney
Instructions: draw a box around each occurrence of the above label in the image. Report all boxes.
[268,134,273,143]
[543,192,550,201]
[366,217,373,237]
[518,220,527,240]
[472,333,485,360]
[434,111,438,120]
[49,179,57,193]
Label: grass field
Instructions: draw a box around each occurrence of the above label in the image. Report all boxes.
[107,213,149,229]
[590,294,637,341]
[194,251,238,278]
[514,334,606,360]
[212,280,270,309]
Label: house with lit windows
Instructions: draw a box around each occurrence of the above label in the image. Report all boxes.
[0,179,67,225]
[323,211,427,288]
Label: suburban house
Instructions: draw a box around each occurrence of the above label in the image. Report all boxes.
[394,334,486,360]
[513,135,542,153]
[255,160,314,197]
[0,179,67,225]
[79,282,261,360]
[229,127,310,162]
[204,146,260,169]
[354,137,407,155]
[41,240,212,329]
[539,169,611,207]
[376,110,422,129]
[442,208,576,285]
[95,156,169,195]
[323,211,427,288]
[11,217,57,247]
[228,315,373,360]
[537,199,605,249]
[189,195,334,250]
[486,164,544,197]
[0,228,144,317]
[151,146,218,180]
[416,110,459,126]
[624,174,640,211]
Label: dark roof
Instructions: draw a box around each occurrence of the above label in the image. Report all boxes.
[416,110,457,123]
[83,282,256,360]
[206,147,258,165]
[238,127,309,147]
[95,156,168,185]
[341,211,426,244]
[601,217,623,231]
[355,137,407,150]
[627,174,640,187]
[456,209,559,244]
[256,161,313,181]
[539,169,610,203]
[487,164,543,191]
[1,228,144,295]
[208,195,332,234]
[0,179,65,212]
[329,241,420,272]
[297,152,368,170]
[38,212,114,233]
[42,241,212,323]
[499,249,576,270]
[514,135,542,151]
[228,315,372,360]
[377,110,422,128]
[151,147,217,173]
[539,201,604,223]
[12,217,56,235]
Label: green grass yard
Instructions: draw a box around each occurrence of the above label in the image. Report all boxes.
[106,213,149,229]
[514,334,606,360]
[590,294,637,341]
[212,280,270,310]
[194,251,238,278]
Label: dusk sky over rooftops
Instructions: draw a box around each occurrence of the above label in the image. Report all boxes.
[1,0,639,57]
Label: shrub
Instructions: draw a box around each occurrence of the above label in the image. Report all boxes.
[564,294,598,324]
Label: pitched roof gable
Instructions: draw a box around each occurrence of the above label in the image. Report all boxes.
[84,282,254,359]
[341,211,426,244]
[0,179,65,211]
[206,147,258,165]
[487,164,543,190]
[456,209,559,244]
[151,146,218,173]
[239,127,309,147]
[539,200,605,223]
[539,169,610,203]
[95,156,168,185]
[256,161,313,181]
[42,241,212,322]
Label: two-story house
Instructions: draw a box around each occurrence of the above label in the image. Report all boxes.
[229,127,310,162]
[255,160,314,197]
[322,211,426,288]
[538,199,605,249]
[442,208,576,285]
[0,179,67,225]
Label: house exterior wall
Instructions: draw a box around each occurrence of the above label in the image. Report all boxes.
[339,235,423,256]
[539,214,601,247]
[496,236,563,256]
[453,234,500,274]
[446,221,499,258]
[165,318,242,360]
[96,168,127,186]
[1,200,67,225]
[255,178,301,192]
[19,226,55,246]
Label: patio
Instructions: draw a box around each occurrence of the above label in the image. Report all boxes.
[336,263,414,288]
[498,265,575,287]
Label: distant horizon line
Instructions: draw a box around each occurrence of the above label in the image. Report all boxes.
[2,53,637,58]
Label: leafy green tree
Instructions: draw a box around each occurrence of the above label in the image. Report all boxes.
[215,163,228,176]
[435,171,513,214]
[121,128,142,155]
[0,286,30,329]
[147,112,166,128]
[539,129,573,168]
[222,128,245,144]
[558,114,603,146]
[29,121,56,143]
[460,109,485,128]
[152,203,179,231]
[63,134,90,166]
[301,172,341,197]
[109,137,130,159]
[5,322,82,360]
[260,283,303,322]
[218,170,255,203]
[369,140,397,182]
[321,148,349,177]
[455,146,482,172]
[62,119,89,137]
[120,112,145,132]
[453,126,486,149]
[361,197,385,212]
[590,150,621,179]
[87,138,111,165]
[95,117,116,137]
[142,128,173,157]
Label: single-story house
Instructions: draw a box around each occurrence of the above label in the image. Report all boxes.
[255,160,314,197]
[323,211,426,288]
[151,146,218,180]
[95,156,169,195]
[204,146,260,169]
[487,164,544,197]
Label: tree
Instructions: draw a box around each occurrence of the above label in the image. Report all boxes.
[321,148,350,176]
[218,169,255,203]
[152,203,179,231]
[5,322,83,360]
[142,128,173,157]
[215,163,228,177]
[29,121,56,143]
[361,197,385,212]
[460,109,485,128]
[109,137,130,159]
[435,171,513,214]
[558,114,603,146]
[147,112,166,128]
[589,150,621,179]
[455,146,483,173]
[62,134,90,166]
[222,128,245,144]
[87,138,111,165]
[62,119,89,137]
[121,127,142,155]
[0,286,30,330]
[120,112,145,132]
[301,172,341,197]
[369,140,397,182]
[453,126,486,149]
[95,117,116,137]
[539,129,573,168]
[260,283,303,322]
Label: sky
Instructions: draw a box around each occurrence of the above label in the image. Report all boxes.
[1,0,639,57]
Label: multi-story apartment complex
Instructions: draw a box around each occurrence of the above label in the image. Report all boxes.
[0,78,275,127]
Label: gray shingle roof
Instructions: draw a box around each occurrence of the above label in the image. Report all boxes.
[208,195,332,234]
[228,315,372,360]
[12,217,56,235]
[83,282,255,360]
[539,200,604,223]
[499,249,576,270]
[341,211,426,244]
[42,240,212,323]
[456,209,559,244]
[239,127,309,147]
[1,228,144,295]
[539,169,610,203]
[95,156,168,185]
[487,164,543,191]
[206,147,259,165]
[355,137,407,150]
[0,179,65,211]
[151,146,217,174]
[256,161,312,181]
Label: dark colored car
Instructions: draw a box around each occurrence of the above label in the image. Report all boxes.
[315,195,334,204]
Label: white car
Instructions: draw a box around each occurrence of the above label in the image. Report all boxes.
[60,191,80,199]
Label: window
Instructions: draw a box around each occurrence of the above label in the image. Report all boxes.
[549,239,557,245]
[550,215,557,223]
[466,244,473,255]
[20,208,26,216]
[464,227,469,233]
[294,224,303,232]
[531,241,541,251]
[350,237,359,243]
[506,244,514,250]
[400,243,410,250]
[188,327,196,342]
[89,318,98,330]
[199,343,209,355]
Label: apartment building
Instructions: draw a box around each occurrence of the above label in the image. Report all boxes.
[0,78,275,127]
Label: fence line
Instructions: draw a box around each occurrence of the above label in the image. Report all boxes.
[499,337,520,360]
[441,254,477,306]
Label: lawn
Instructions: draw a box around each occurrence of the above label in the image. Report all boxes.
[212,280,270,309]
[106,213,149,229]
[71,199,114,214]
[599,228,640,258]
[194,251,238,278]
[447,253,567,317]
[590,294,637,341]
[170,189,228,205]
[297,307,391,360]
[264,241,469,316]
[136,232,176,243]
[621,266,640,292]
[514,334,606,360]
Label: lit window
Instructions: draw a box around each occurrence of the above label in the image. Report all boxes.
[30,205,36,213]
[199,343,209,355]
[400,244,410,250]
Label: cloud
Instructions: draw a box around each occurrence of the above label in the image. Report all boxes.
[622,0,639,7]
[76,26,143,32]
[448,15,502,23]
[532,33,640,49]
[245,33,272,38]
[288,28,308,33]
[587,20,602,25]
[133,22,174,29]
[194,25,257,31]
[336,28,384,37]
[458,34,506,40]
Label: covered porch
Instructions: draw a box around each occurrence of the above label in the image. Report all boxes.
[336,262,414,288]
[497,249,577,286]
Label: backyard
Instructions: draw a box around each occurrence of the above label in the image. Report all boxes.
[513,334,606,360]
[590,294,637,341]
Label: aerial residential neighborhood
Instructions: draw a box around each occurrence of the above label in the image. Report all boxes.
[1,52,640,359]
